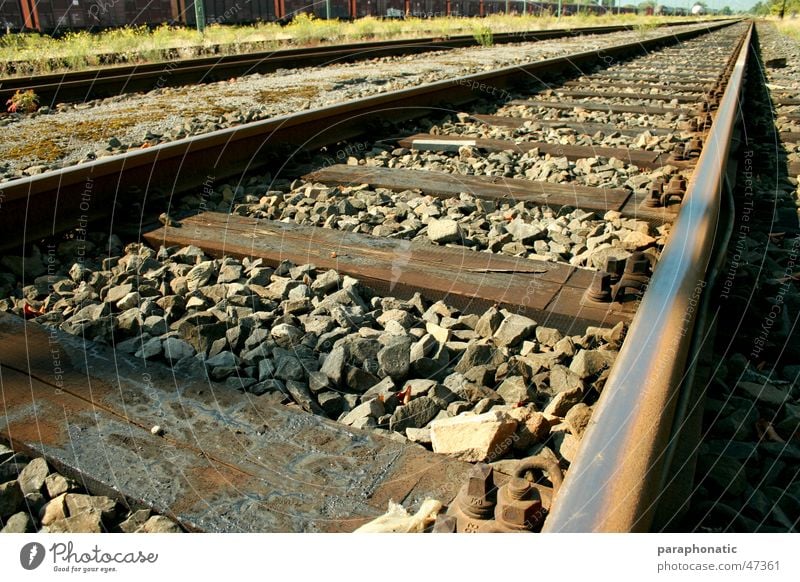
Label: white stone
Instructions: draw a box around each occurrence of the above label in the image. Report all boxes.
[430,410,518,462]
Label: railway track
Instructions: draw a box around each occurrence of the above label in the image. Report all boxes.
[0,19,755,533]
[672,22,800,534]
[0,20,714,107]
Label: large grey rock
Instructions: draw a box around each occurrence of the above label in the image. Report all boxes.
[340,399,385,426]
[475,307,504,339]
[18,457,48,495]
[454,342,500,373]
[311,269,341,294]
[317,391,346,417]
[42,509,103,533]
[493,314,537,347]
[565,403,592,438]
[205,350,239,380]
[0,480,23,520]
[548,365,585,395]
[249,379,285,396]
[321,346,347,386]
[389,397,440,433]
[696,455,747,497]
[307,370,330,393]
[552,431,580,464]
[430,411,518,462]
[142,315,168,336]
[257,358,276,381]
[406,427,432,445]
[274,353,307,381]
[506,219,545,244]
[136,515,182,533]
[377,340,411,381]
[535,326,563,347]
[162,337,195,363]
[284,380,325,415]
[376,309,416,329]
[544,389,585,417]
[40,494,67,526]
[427,219,463,244]
[105,283,133,304]
[511,409,551,450]
[1,511,33,533]
[735,382,790,407]
[346,366,380,392]
[116,291,141,311]
[569,349,616,378]
[205,350,238,368]
[119,509,152,533]
[186,261,216,291]
[217,264,242,284]
[44,473,77,499]
[271,323,304,347]
[65,494,117,520]
[621,231,656,251]
[497,375,535,404]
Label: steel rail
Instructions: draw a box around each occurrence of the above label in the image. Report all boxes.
[543,21,753,533]
[0,20,734,253]
[0,20,732,106]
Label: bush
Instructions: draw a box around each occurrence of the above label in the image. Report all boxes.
[6,89,39,113]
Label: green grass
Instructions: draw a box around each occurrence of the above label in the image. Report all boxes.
[774,17,800,41]
[0,14,705,77]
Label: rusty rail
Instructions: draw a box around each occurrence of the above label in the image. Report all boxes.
[543,21,753,533]
[0,20,736,254]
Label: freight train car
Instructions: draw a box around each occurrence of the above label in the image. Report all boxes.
[3,0,642,33]
[1,0,26,31]
[3,0,174,33]
[181,0,275,27]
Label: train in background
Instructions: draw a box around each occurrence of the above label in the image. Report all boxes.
[0,0,638,34]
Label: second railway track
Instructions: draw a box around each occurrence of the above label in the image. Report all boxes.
[0,19,716,105]
[0,19,753,533]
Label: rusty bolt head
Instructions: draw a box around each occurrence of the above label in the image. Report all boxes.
[605,257,623,278]
[671,143,687,161]
[497,486,544,531]
[686,137,703,157]
[466,463,493,500]
[585,271,611,303]
[625,252,650,276]
[457,462,496,519]
[644,181,663,208]
[507,478,533,501]
[498,501,543,530]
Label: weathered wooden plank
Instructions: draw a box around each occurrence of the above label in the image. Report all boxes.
[303,165,630,212]
[598,69,719,80]
[562,80,709,92]
[0,313,470,532]
[773,97,800,106]
[143,212,633,329]
[398,133,668,169]
[554,89,701,103]
[778,131,800,142]
[470,114,676,137]
[508,99,692,117]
